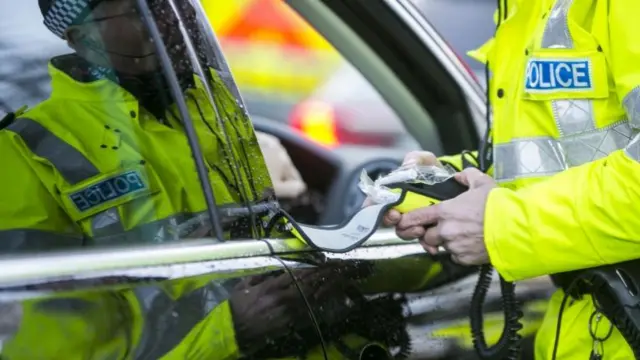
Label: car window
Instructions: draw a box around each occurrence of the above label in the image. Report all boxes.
[0,0,278,254]
[207,0,424,151]
[0,0,64,116]
[414,0,497,87]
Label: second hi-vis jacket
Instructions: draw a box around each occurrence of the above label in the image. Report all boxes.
[0,56,272,247]
[0,54,271,359]
[441,0,640,358]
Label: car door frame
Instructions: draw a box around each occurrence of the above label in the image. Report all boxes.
[288,0,487,156]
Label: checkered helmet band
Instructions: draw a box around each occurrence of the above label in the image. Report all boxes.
[43,0,92,39]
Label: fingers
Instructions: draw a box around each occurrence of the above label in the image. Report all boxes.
[454,168,493,189]
[420,242,439,255]
[396,225,426,240]
[421,225,441,248]
[383,209,401,226]
[402,151,442,167]
[396,204,440,231]
[395,205,441,240]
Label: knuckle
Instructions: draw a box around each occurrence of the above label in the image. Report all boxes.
[397,227,423,240]
[396,230,410,240]
[439,226,454,240]
[422,229,439,245]
[410,227,426,239]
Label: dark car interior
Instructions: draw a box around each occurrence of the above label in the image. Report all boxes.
[252,115,407,225]
[250,0,480,227]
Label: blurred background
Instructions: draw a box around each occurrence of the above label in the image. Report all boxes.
[0,0,495,151]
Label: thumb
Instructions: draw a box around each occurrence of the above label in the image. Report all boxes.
[402,151,442,167]
[454,168,492,189]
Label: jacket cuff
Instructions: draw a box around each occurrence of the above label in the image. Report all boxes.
[438,152,479,171]
[484,187,529,282]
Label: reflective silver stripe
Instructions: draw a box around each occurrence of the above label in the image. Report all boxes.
[541,0,598,137]
[6,118,100,185]
[541,0,574,49]
[0,229,83,251]
[6,118,128,238]
[494,138,567,182]
[561,121,633,166]
[551,99,596,136]
[625,131,640,161]
[91,214,190,246]
[90,200,279,244]
[92,208,125,238]
[623,87,640,129]
[133,283,226,359]
[91,212,215,245]
[495,121,634,182]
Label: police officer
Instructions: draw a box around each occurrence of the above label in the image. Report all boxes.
[383,0,640,358]
[0,0,405,358]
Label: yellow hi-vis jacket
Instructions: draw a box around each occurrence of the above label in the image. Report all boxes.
[0,54,270,359]
[441,0,640,358]
[0,55,397,359]
[0,57,273,247]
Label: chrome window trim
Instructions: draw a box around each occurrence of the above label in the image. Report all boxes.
[0,229,411,286]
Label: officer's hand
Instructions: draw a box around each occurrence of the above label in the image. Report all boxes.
[363,151,442,227]
[395,168,496,265]
[229,263,367,354]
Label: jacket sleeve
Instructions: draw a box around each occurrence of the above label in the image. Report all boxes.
[484,0,640,281]
[0,130,80,248]
[438,152,477,171]
[439,151,493,176]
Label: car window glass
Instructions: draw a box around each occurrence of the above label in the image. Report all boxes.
[0,0,64,116]
[207,0,423,151]
[414,0,497,88]
[0,0,279,255]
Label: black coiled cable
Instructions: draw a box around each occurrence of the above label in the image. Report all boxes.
[469,0,524,358]
[470,266,523,360]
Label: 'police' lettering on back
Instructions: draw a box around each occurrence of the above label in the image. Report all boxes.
[525,58,593,93]
[69,170,147,212]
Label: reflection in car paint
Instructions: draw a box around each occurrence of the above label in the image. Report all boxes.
[0,233,553,359]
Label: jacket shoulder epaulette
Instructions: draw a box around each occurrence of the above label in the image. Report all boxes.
[0,105,29,130]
